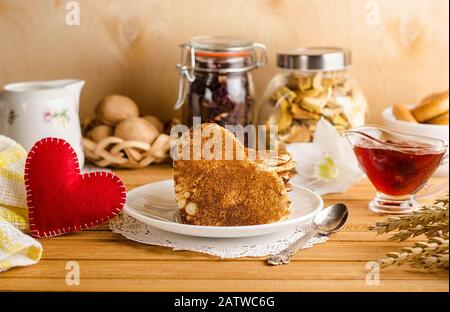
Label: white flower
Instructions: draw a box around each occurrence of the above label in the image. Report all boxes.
[286,118,363,195]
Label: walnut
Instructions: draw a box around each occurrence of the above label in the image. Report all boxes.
[88,124,114,143]
[143,115,164,133]
[95,95,139,126]
[114,117,159,143]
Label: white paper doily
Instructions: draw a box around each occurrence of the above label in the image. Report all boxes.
[110,213,328,259]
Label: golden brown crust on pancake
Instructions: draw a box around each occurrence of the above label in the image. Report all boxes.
[173,124,295,226]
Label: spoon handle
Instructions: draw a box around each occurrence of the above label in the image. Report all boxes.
[267,229,319,265]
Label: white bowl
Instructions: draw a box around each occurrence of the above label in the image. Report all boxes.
[382,106,449,177]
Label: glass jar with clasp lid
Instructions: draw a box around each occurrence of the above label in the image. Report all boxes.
[256,47,368,143]
[175,36,268,128]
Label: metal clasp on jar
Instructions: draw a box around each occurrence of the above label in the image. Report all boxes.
[175,44,196,110]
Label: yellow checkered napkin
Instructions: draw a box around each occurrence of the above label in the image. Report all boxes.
[0,135,42,272]
[0,219,42,272]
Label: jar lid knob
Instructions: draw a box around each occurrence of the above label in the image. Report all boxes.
[277,47,351,71]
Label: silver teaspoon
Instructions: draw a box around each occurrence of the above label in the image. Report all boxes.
[267,203,349,266]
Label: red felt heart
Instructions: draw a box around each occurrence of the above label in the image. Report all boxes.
[24,138,126,238]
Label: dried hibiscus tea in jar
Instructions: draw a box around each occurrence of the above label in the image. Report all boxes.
[175,36,267,128]
[187,71,254,127]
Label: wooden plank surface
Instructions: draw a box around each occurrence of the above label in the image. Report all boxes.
[0,165,448,292]
[0,0,448,123]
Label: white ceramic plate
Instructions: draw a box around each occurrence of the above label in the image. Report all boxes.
[124,179,323,238]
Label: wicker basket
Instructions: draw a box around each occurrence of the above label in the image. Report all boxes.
[82,134,175,169]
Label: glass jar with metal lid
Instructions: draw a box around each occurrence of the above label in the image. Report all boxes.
[256,47,368,143]
[175,36,267,127]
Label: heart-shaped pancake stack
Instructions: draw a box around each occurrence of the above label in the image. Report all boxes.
[172,123,295,226]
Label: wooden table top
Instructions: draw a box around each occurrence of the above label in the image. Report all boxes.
[1,165,448,292]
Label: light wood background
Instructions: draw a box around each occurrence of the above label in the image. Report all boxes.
[0,0,448,122]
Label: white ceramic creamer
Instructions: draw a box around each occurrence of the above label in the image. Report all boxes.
[0,79,85,167]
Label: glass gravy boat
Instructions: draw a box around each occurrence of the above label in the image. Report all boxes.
[346,126,448,215]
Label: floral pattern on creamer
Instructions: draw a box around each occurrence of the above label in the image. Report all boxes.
[7,109,18,126]
[43,108,70,128]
